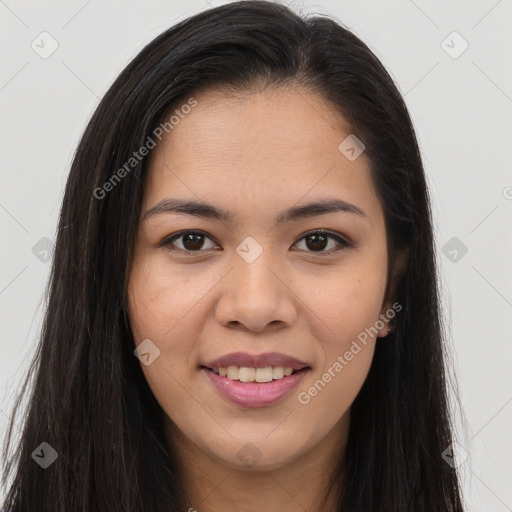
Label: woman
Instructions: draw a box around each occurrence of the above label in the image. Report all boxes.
[1,1,465,510]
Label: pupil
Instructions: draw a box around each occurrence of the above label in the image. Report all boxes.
[183,234,204,250]
[306,234,327,251]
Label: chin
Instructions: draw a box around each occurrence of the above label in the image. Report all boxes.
[208,435,311,472]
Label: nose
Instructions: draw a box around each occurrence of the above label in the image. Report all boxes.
[214,251,298,333]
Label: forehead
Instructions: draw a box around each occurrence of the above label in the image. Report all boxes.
[143,86,380,222]
[153,85,352,164]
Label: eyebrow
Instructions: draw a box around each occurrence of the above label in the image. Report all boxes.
[143,197,367,224]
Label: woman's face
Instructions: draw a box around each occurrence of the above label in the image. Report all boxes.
[127,86,394,471]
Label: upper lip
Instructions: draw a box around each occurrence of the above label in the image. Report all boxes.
[202,351,310,370]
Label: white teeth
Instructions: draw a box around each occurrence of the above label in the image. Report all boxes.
[272,366,284,379]
[227,365,239,380]
[239,367,255,382]
[212,365,299,382]
[255,367,273,382]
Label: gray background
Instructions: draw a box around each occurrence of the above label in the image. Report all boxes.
[1,0,511,509]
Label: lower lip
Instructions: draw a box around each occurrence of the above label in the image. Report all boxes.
[201,367,310,407]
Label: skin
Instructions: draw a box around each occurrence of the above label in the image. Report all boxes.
[127,85,403,512]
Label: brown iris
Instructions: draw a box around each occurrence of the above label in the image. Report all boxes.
[181,233,205,251]
[304,233,328,251]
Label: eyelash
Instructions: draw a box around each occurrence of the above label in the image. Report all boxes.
[161,229,352,256]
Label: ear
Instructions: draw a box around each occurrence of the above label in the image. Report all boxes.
[377,246,409,338]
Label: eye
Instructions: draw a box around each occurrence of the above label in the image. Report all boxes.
[161,229,352,255]
[292,229,352,255]
[161,230,220,252]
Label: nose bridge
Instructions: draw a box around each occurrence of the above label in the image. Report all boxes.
[234,248,279,297]
[214,239,297,331]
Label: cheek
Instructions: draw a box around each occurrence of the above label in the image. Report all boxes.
[296,265,382,415]
[127,252,223,389]
[127,251,204,342]
[297,254,388,341]
[127,254,188,381]
[298,339,375,426]
[293,253,386,411]
[126,255,201,416]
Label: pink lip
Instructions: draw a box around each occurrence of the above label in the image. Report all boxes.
[202,351,309,371]
[201,367,310,407]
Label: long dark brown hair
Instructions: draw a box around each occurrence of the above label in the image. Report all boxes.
[2,1,465,510]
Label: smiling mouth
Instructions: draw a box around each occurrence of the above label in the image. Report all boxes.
[200,364,311,407]
[200,365,310,383]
